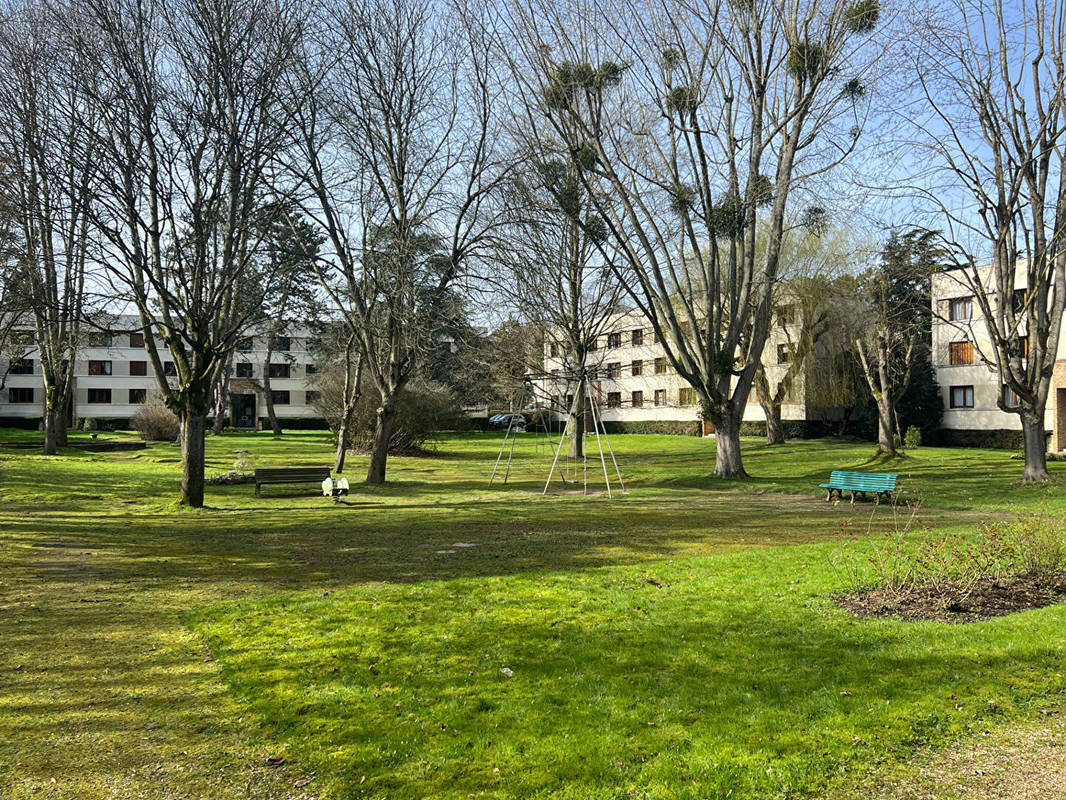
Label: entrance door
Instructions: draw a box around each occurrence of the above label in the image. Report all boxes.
[231,394,256,429]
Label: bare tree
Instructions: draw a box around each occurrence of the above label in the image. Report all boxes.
[71,0,303,505]
[501,0,886,477]
[754,224,857,444]
[285,0,506,484]
[848,229,938,455]
[0,0,98,452]
[905,0,1066,482]
[496,156,622,457]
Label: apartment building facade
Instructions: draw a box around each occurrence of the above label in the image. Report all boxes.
[540,308,836,431]
[931,265,1066,449]
[1,317,320,429]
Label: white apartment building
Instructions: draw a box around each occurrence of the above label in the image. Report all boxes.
[540,308,836,432]
[1,317,321,429]
[931,265,1065,449]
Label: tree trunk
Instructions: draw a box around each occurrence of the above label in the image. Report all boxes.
[1020,410,1049,483]
[713,407,747,478]
[366,402,395,484]
[334,420,349,473]
[876,397,896,456]
[212,371,229,435]
[764,402,785,445]
[43,406,59,455]
[568,381,585,459]
[263,346,282,436]
[180,413,207,507]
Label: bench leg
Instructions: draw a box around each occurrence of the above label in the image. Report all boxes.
[255,483,261,498]
[849,491,855,505]
[825,489,832,502]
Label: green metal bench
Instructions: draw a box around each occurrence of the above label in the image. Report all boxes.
[819,470,897,505]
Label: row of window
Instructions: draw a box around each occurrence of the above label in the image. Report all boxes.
[83,332,301,351]
[946,290,1027,323]
[5,388,317,406]
[559,386,701,410]
[947,384,1020,409]
[7,358,316,378]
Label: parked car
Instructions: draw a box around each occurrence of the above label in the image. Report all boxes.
[489,413,526,431]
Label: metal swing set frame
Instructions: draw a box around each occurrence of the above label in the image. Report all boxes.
[488,368,625,498]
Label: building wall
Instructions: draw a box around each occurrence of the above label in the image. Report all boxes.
[930,265,1057,446]
[0,320,320,426]
[539,308,814,426]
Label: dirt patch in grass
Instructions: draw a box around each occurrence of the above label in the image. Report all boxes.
[838,573,1066,623]
[856,709,1066,800]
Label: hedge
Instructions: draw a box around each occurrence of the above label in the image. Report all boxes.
[0,416,42,430]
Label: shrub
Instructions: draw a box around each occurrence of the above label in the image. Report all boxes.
[997,515,1066,577]
[131,403,180,441]
[81,417,98,432]
[904,426,922,449]
[314,376,463,453]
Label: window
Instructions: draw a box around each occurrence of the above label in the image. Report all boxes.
[235,362,253,378]
[129,360,147,376]
[631,329,644,346]
[270,390,290,405]
[652,329,661,344]
[777,343,791,364]
[606,362,621,379]
[305,390,320,405]
[631,359,643,377]
[128,388,146,404]
[606,391,621,408]
[274,336,291,351]
[237,337,254,351]
[163,361,176,376]
[305,363,317,375]
[8,387,33,403]
[1002,384,1020,408]
[607,332,622,349]
[949,385,974,409]
[89,332,113,347]
[949,340,974,365]
[631,390,643,408]
[268,363,290,379]
[565,393,574,410]
[8,358,33,375]
[88,360,112,376]
[87,388,111,404]
[129,332,145,347]
[748,385,760,404]
[1012,288,1028,314]
[587,338,597,351]
[549,343,559,358]
[776,305,795,325]
[654,389,666,406]
[678,387,697,406]
[654,357,668,375]
[948,296,973,321]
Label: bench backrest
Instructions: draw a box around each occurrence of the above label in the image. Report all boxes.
[254,467,332,483]
[828,470,897,492]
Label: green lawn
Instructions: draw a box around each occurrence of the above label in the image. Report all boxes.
[1,430,1065,799]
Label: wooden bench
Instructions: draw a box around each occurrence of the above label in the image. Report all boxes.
[254,467,332,497]
[819,470,897,505]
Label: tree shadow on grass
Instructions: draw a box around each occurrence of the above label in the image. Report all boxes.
[186,552,1066,799]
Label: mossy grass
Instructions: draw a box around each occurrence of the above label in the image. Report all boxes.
[1,430,1064,798]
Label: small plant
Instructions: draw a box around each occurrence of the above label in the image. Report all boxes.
[82,417,98,432]
[233,451,254,473]
[904,427,922,449]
